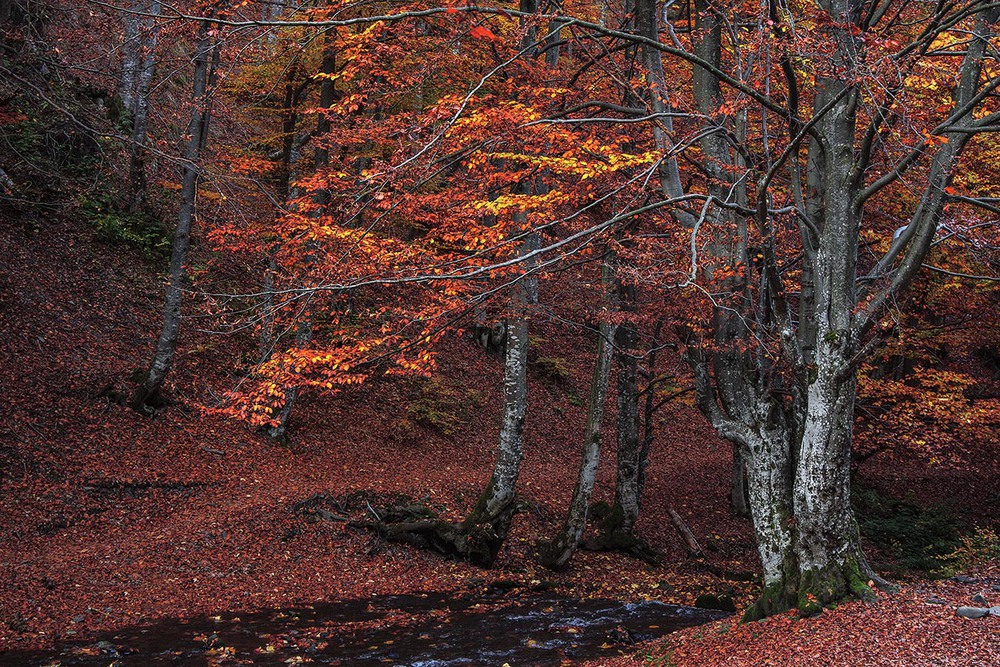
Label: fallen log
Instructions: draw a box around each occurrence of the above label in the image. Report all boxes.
[668,508,704,558]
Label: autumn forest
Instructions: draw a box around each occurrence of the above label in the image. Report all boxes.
[1,0,999,664]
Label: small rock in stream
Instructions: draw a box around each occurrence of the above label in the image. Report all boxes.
[971,593,990,606]
[607,626,637,645]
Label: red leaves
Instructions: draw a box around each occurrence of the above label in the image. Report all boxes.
[469,25,498,41]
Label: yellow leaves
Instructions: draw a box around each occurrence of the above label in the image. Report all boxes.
[472,190,570,216]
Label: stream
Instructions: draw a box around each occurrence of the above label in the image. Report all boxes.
[2,592,729,666]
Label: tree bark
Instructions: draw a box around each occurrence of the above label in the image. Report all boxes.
[609,280,641,532]
[460,225,539,566]
[118,2,142,113]
[590,273,658,564]
[635,0,689,221]
[540,248,617,569]
[729,443,749,517]
[127,0,160,211]
[131,18,217,414]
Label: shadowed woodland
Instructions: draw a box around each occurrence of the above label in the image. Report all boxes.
[1,0,999,664]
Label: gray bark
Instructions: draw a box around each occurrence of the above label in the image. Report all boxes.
[118,2,142,113]
[729,444,749,517]
[611,280,641,532]
[684,0,998,620]
[127,0,160,211]
[541,249,618,569]
[131,19,218,414]
[635,0,689,217]
[461,193,539,565]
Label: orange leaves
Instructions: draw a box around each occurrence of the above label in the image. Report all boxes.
[922,130,949,146]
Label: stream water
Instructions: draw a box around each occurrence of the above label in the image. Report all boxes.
[3,592,729,666]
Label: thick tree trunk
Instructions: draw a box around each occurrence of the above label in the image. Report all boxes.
[730,443,749,517]
[540,250,617,569]
[130,20,216,414]
[740,425,797,619]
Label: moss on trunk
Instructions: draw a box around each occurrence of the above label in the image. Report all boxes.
[743,556,875,621]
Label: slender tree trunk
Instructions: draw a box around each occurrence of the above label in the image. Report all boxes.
[637,319,665,500]
[610,280,641,532]
[635,0,688,216]
[118,2,142,113]
[131,19,217,414]
[261,36,332,440]
[198,43,222,151]
[128,0,160,211]
[540,249,617,569]
[461,225,539,566]
[265,319,310,440]
[543,18,564,68]
[589,272,658,564]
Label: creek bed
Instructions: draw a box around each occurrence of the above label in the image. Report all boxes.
[2,591,729,666]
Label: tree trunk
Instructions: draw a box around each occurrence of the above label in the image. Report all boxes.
[591,277,658,564]
[264,318,311,441]
[461,228,538,566]
[540,249,617,569]
[264,26,338,438]
[118,2,142,113]
[130,19,217,414]
[609,281,641,533]
[128,0,160,211]
[259,56,308,440]
[730,443,749,517]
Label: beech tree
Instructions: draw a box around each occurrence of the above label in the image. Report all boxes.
[119,0,161,210]
[671,0,1000,618]
[157,0,1000,619]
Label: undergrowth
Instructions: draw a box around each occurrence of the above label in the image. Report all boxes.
[854,486,962,576]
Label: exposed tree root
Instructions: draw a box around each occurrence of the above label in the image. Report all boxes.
[341,494,517,568]
[578,501,662,565]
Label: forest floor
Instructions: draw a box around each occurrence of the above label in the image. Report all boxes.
[1,214,998,666]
